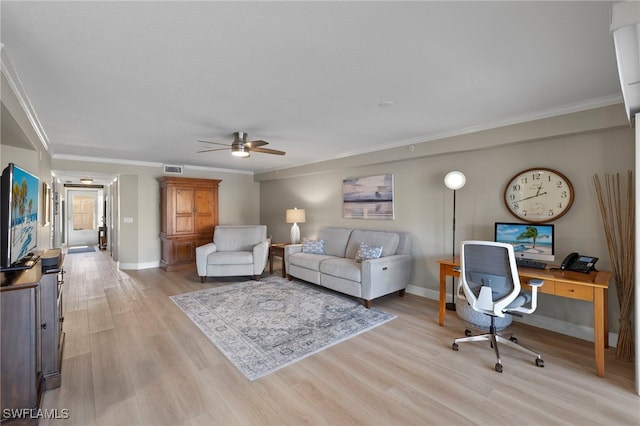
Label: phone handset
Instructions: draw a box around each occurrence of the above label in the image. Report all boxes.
[560,252,599,273]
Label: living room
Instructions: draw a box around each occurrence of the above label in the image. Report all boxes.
[1,1,639,422]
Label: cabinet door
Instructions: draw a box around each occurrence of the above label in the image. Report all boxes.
[175,238,196,263]
[0,287,39,412]
[39,273,59,378]
[194,187,216,235]
[174,187,195,234]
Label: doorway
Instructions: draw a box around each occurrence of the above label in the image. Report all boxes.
[67,189,103,247]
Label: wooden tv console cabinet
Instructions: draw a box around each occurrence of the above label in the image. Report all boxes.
[1,254,65,425]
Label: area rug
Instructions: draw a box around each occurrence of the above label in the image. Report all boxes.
[67,246,96,254]
[170,276,396,380]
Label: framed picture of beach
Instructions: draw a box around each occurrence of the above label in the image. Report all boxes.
[343,174,394,220]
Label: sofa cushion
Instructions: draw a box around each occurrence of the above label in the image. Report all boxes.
[213,226,265,252]
[320,258,362,282]
[345,230,400,259]
[207,251,254,265]
[289,252,336,271]
[317,228,353,257]
[354,243,383,262]
[302,238,325,255]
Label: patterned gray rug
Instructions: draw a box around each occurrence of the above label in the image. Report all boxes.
[170,276,396,380]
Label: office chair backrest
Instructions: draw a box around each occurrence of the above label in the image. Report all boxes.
[460,240,521,317]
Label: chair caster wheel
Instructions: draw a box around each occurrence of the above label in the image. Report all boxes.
[509,336,518,343]
[452,343,459,351]
[465,329,472,337]
[536,358,545,368]
[495,363,503,373]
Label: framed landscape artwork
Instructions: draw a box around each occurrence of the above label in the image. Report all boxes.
[343,174,394,220]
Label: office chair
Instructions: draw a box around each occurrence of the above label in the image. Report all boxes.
[451,240,545,373]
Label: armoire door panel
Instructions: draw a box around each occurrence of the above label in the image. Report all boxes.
[175,188,194,214]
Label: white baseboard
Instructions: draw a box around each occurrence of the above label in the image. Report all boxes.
[405,284,618,347]
[117,261,160,270]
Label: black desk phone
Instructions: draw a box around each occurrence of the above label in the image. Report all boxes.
[560,252,598,273]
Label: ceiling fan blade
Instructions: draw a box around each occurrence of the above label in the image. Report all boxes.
[198,140,230,147]
[197,147,230,153]
[251,147,286,156]
[245,140,268,148]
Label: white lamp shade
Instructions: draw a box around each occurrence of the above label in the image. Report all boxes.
[444,171,466,190]
[285,208,306,224]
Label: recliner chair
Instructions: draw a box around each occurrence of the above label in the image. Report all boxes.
[451,240,545,373]
[196,225,269,282]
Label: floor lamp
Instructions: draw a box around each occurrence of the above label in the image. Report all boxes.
[444,170,466,311]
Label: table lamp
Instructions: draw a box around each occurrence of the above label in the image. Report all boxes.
[285,208,306,244]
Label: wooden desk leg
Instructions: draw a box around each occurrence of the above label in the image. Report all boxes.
[593,287,605,378]
[269,251,274,274]
[438,267,446,326]
[604,288,609,348]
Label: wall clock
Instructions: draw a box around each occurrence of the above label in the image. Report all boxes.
[503,167,574,223]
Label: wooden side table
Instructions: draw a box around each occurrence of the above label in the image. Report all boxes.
[269,243,288,278]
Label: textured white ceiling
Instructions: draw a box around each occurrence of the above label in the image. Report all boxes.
[1,1,623,178]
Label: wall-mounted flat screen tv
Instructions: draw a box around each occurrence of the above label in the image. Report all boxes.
[494,222,554,263]
[1,163,39,270]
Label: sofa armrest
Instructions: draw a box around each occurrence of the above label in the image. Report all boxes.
[284,244,303,273]
[196,243,217,276]
[253,241,270,275]
[360,254,412,300]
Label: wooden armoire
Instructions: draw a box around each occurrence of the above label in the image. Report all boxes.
[158,177,221,271]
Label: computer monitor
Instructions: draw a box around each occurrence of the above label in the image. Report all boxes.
[494,222,554,263]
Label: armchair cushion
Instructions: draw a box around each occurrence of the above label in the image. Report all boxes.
[214,226,266,251]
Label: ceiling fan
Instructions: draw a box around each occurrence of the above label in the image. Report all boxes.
[198,132,286,158]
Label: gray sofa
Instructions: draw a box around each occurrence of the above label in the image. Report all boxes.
[284,227,412,308]
[196,225,269,282]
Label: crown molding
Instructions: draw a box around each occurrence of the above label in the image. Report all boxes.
[0,46,50,152]
[52,154,254,175]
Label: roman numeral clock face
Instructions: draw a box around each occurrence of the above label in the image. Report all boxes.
[503,168,574,223]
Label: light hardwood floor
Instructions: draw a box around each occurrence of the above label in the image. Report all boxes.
[39,249,638,426]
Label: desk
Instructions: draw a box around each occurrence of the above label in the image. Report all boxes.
[269,243,288,278]
[437,257,610,377]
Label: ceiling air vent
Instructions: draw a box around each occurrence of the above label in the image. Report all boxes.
[163,164,183,175]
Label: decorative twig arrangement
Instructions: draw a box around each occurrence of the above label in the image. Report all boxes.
[593,171,634,362]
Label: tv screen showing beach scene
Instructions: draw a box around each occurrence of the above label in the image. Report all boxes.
[494,222,554,262]
[2,163,39,267]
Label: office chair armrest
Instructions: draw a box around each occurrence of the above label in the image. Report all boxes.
[510,279,544,315]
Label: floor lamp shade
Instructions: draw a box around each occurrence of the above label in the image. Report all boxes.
[444,171,465,311]
[444,170,466,190]
[286,208,306,244]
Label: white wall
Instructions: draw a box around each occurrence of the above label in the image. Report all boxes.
[258,105,634,342]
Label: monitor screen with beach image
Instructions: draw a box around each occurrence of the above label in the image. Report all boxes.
[494,222,555,263]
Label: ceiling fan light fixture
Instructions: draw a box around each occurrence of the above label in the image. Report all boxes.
[231,143,250,158]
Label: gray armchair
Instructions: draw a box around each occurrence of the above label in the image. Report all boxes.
[196,225,269,282]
